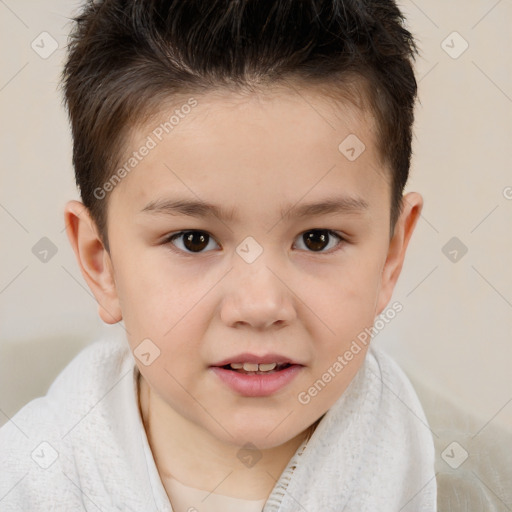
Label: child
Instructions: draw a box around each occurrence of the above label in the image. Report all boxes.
[0,0,438,510]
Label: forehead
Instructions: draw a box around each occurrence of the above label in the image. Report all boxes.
[109,85,389,222]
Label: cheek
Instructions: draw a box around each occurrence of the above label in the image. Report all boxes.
[115,260,217,391]
[317,258,382,324]
[115,251,206,335]
[307,257,383,375]
[299,267,381,411]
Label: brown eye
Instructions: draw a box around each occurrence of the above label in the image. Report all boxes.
[296,229,343,253]
[167,231,219,253]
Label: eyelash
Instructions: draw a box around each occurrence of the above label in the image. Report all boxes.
[163,229,346,256]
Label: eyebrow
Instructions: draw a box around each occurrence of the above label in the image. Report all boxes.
[140,195,369,222]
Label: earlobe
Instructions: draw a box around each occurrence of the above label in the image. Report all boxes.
[375,192,423,316]
[64,200,122,324]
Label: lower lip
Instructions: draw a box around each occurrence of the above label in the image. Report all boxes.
[210,365,303,397]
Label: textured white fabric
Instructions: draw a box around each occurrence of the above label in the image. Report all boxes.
[0,331,437,511]
[411,378,512,512]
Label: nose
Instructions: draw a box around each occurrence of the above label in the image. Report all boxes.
[219,256,297,330]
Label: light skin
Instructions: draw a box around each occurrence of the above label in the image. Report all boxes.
[64,84,423,504]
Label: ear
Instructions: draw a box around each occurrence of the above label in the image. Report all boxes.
[375,192,423,316]
[64,200,122,324]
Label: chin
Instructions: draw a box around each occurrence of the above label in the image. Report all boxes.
[210,418,304,451]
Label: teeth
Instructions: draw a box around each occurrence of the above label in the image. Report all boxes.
[229,362,279,372]
[258,363,277,371]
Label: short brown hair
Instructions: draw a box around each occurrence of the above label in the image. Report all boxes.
[60,0,419,250]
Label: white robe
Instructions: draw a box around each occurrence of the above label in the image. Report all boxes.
[0,331,437,511]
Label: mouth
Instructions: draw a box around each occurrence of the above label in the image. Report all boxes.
[218,362,294,375]
[210,362,303,397]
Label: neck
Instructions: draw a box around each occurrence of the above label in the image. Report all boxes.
[137,372,318,501]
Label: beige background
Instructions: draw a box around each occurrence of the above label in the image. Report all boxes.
[1,0,511,436]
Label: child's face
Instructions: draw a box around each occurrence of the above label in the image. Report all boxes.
[75,85,421,449]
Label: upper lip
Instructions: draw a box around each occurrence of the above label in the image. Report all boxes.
[211,352,303,367]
